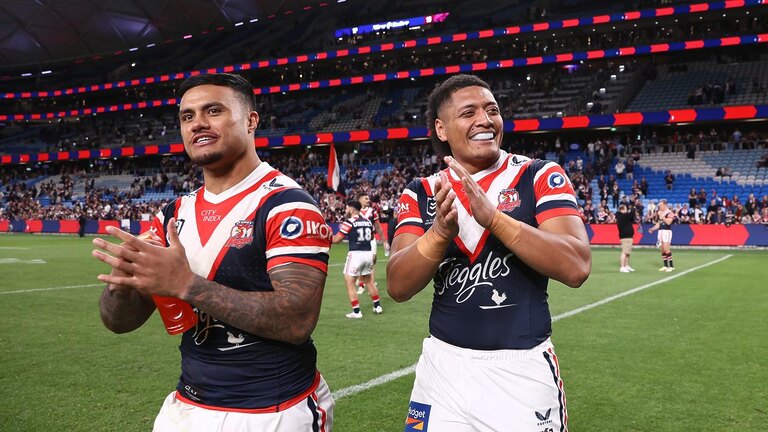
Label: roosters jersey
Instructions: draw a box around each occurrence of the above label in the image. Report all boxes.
[659,210,674,229]
[149,162,332,409]
[337,215,374,252]
[394,151,579,350]
[360,206,380,224]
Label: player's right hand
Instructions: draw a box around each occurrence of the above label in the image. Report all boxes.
[432,171,459,240]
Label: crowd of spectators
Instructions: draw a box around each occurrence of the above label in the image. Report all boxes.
[2,129,768,231]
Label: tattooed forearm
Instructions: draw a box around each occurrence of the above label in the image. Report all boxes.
[184,264,327,345]
[99,285,155,334]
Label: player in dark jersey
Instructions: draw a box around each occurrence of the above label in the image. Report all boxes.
[92,73,334,431]
[648,198,675,272]
[386,74,591,431]
[332,200,383,318]
[356,193,386,294]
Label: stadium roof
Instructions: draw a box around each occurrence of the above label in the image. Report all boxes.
[0,0,328,69]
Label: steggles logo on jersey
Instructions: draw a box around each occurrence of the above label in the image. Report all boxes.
[547,172,567,189]
[497,188,521,212]
[226,220,254,249]
[434,251,515,304]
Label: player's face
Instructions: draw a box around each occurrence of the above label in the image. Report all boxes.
[435,85,503,174]
[179,84,258,169]
[359,195,370,208]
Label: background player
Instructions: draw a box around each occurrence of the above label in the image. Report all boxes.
[616,203,636,273]
[92,73,334,431]
[387,74,591,431]
[333,200,383,318]
[648,198,676,271]
[357,193,387,294]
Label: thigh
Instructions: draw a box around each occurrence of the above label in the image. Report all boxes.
[153,392,219,432]
[343,252,363,276]
[405,342,473,432]
[467,344,568,432]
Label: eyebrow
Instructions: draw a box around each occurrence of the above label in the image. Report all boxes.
[178,101,223,116]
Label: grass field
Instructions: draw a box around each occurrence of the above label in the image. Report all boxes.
[1,234,767,431]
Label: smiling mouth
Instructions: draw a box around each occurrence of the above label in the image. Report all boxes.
[193,136,217,145]
[470,132,495,141]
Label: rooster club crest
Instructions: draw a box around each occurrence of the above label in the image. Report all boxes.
[497,188,521,211]
[226,220,254,249]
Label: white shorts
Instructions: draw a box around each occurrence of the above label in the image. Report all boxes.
[657,229,672,246]
[153,373,334,432]
[405,336,567,432]
[343,251,373,277]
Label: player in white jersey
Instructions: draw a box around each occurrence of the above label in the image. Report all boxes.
[93,73,333,431]
[387,74,591,431]
[648,198,675,271]
[357,193,386,294]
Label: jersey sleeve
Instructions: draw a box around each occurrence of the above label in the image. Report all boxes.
[338,219,352,236]
[263,188,332,273]
[531,161,580,225]
[394,178,427,238]
[147,200,180,247]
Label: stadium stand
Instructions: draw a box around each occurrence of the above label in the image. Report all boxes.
[2,0,768,233]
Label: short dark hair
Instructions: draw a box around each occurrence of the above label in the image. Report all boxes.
[178,73,256,111]
[426,74,492,157]
[347,200,362,211]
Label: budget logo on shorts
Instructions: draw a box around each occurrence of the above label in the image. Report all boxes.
[405,401,431,431]
[547,172,567,189]
[497,188,521,211]
[226,220,254,249]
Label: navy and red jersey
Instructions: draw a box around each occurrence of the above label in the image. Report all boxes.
[394,151,580,350]
[659,209,674,229]
[149,162,332,409]
[337,215,374,252]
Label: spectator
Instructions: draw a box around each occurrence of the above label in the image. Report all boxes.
[615,159,625,180]
[664,170,675,190]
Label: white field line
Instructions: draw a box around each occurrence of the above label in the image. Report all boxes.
[331,254,733,400]
[0,247,30,250]
[0,283,102,295]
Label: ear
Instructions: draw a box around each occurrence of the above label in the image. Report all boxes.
[247,111,259,134]
[434,118,448,143]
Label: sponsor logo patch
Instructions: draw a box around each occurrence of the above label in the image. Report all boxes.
[405,401,431,431]
[497,188,521,211]
[279,216,303,239]
[547,172,567,189]
[226,220,254,249]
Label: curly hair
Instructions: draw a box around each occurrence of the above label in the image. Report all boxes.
[425,74,492,157]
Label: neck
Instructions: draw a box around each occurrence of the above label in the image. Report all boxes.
[203,152,261,194]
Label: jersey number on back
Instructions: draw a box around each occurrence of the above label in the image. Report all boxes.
[356,227,372,241]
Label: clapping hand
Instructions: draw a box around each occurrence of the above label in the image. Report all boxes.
[445,156,497,228]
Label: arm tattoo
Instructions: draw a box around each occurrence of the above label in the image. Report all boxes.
[99,286,155,334]
[185,264,327,345]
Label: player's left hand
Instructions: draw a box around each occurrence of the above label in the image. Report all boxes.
[445,156,496,228]
[92,218,195,299]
